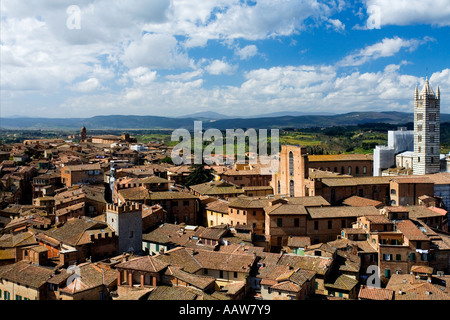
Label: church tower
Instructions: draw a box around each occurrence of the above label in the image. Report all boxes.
[413,77,440,175]
[80,125,87,142]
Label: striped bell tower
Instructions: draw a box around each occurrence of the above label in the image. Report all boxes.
[413,77,440,175]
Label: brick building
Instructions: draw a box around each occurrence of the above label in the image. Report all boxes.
[60,163,104,187]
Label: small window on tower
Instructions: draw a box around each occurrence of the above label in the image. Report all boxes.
[430,136,435,143]
[430,124,435,132]
[417,125,422,131]
[429,113,436,121]
[418,135,422,143]
[417,113,423,121]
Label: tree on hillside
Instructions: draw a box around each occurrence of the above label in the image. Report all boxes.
[184,164,215,187]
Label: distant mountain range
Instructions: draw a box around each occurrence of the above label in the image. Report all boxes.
[177,110,335,120]
[2,111,450,131]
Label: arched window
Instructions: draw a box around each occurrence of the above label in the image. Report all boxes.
[290,180,295,197]
[289,151,294,176]
[277,181,281,194]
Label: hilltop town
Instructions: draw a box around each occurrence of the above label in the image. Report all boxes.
[0,81,449,301]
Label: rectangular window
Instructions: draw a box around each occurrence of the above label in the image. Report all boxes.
[341,220,346,228]
[15,295,22,300]
[234,272,238,278]
[429,113,436,121]
[417,113,423,120]
[417,124,422,131]
[314,221,319,230]
[396,254,401,261]
[277,218,282,227]
[4,291,10,300]
[294,218,299,227]
[430,124,435,132]
[430,136,435,143]
[219,270,223,278]
[328,220,332,229]
[183,201,189,206]
[253,210,256,216]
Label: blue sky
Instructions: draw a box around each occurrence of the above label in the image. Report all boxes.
[1,0,449,118]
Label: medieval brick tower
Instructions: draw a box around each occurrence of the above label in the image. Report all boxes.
[413,77,440,175]
[80,125,87,142]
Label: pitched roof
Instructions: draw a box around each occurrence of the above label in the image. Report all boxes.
[342,196,383,208]
[320,176,391,187]
[396,220,429,241]
[287,236,311,248]
[142,223,204,247]
[149,191,198,200]
[276,254,333,276]
[166,266,215,290]
[115,255,168,273]
[147,285,206,300]
[307,206,379,219]
[39,218,109,246]
[324,274,358,291]
[0,261,54,289]
[154,247,203,274]
[205,199,229,214]
[265,203,308,215]
[358,285,394,300]
[189,180,244,196]
[192,249,256,273]
[60,263,117,294]
[308,154,373,162]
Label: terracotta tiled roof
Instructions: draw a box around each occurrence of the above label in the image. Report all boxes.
[116,255,168,273]
[192,249,256,273]
[167,266,215,290]
[321,176,391,187]
[271,281,301,292]
[0,261,54,289]
[287,236,310,248]
[142,223,204,247]
[343,196,383,208]
[39,218,109,246]
[396,220,429,241]
[411,265,434,274]
[149,191,198,200]
[358,285,394,300]
[308,154,373,162]
[64,163,101,172]
[307,206,379,219]
[205,199,229,214]
[189,180,244,196]
[325,274,358,291]
[154,247,203,274]
[265,203,308,215]
[407,205,446,219]
[147,285,205,300]
[363,215,391,224]
[276,254,332,276]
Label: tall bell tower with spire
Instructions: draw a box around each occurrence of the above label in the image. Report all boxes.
[413,77,440,175]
